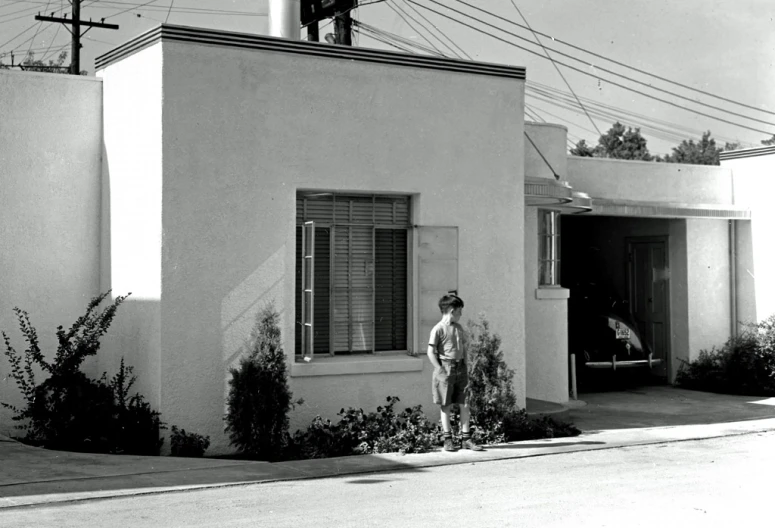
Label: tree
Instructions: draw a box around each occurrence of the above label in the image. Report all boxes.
[569,139,595,157]
[762,135,775,146]
[594,122,653,161]
[662,131,721,165]
[0,51,72,74]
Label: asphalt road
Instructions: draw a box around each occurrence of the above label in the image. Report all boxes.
[2,431,773,528]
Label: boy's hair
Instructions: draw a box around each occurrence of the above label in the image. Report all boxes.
[438,294,464,314]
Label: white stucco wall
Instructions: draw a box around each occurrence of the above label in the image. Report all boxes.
[97,45,164,412]
[722,151,775,323]
[524,209,569,403]
[685,219,732,359]
[0,70,102,435]
[567,157,734,204]
[523,123,571,403]
[525,122,568,180]
[153,41,525,453]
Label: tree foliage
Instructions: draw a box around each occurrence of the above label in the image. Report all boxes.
[762,135,775,146]
[661,131,722,165]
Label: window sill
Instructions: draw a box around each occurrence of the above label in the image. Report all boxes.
[290,353,424,377]
[535,287,570,300]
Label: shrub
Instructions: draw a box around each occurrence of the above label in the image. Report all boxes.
[286,396,441,459]
[224,302,302,461]
[676,315,775,396]
[2,292,165,455]
[170,426,211,457]
[465,315,580,443]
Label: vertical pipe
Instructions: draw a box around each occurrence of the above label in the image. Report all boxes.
[268,0,301,40]
[730,220,738,337]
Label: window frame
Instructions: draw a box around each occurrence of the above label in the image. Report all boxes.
[538,209,561,286]
[296,193,411,360]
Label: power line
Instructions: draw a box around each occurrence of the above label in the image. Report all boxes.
[415,0,775,129]
[407,0,775,136]
[400,0,471,60]
[385,0,446,56]
[508,0,601,136]
[389,0,460,58]
[451,0,775,117]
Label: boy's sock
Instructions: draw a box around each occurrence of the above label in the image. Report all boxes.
[442,432,457,452]
[461,431,483,451]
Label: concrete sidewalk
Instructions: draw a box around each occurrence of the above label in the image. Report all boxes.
[2,386,775,509]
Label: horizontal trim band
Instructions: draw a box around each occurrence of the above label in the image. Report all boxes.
[587,199,751,219]
[96,24,526,80]
[719,145,775,161]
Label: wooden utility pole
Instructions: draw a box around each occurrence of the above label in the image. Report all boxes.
[35,0,119,74]
[333,6,353,45]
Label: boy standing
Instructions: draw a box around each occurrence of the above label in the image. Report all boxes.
[427,294,483,452]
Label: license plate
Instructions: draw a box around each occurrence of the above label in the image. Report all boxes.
[615,323,631,340]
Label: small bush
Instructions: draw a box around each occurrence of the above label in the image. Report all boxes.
[466,315,580,443]
[2,292,165,455]
[170,426,211,458]
[286,396,441,459]
[224,302,302,461]
[676,315,775,396]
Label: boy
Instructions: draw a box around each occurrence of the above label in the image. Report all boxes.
[427,294,483,452]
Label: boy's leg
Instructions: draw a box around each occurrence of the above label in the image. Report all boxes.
[459,403,471,433]
[440,404,453,433]
[440,404,457,451]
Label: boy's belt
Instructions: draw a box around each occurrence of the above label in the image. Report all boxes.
[441,358,464,364]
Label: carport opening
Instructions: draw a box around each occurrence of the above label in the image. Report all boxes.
[561,215,679,393]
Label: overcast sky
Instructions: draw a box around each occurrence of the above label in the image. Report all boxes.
[2,0,773,155]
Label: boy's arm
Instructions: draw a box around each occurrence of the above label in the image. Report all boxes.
[427,345,441,369]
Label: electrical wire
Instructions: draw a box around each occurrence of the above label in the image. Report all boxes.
[400,0,470,60]
[450,0,775,117]
[509,0,601,136]
[407,0,775,136]
[385,0,447,56]
[414,0,775,129]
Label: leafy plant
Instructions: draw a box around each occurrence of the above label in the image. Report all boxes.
[286,396,441,459]
[2,292,165,455]
[170,426,211,458]
[224,302,302,461]
[465,315,580,443]
[676,314,775,396]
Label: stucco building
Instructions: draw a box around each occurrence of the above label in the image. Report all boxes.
[2,24,773,454]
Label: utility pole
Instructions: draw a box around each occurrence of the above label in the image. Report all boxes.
[35,0,119,75]
[333,2,354,46]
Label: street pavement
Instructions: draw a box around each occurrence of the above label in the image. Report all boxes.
[2,431,773,527]
[1,386,775,516]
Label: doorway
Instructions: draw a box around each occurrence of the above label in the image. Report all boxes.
[626,237,670,379]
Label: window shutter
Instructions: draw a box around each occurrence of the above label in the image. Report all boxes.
[295,226,331,357]
[416,227,459,353]
[375,229,408,351]
[301,221,315,358]
[333,225,375,353]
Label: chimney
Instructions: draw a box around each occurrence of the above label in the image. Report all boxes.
[268,0,301,40]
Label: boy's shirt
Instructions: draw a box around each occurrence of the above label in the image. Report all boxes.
[429,322,466,361]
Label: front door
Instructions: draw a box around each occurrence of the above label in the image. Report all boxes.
[627,237,670,378]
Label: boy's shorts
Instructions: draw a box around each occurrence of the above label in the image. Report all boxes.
[432,360,469,406]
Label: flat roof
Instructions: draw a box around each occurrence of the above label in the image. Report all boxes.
[95,24,526,81]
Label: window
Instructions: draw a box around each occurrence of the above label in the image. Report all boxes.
[295,193,410,359]
[538,209,561,286]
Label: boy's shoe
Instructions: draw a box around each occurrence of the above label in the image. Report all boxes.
[443,438,458,452]
[461,438,484,451]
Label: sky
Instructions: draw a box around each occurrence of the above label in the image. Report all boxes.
[1,0,774,156]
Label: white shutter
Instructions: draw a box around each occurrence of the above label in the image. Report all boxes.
[301,221,315,359]
[415,227,459,354]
